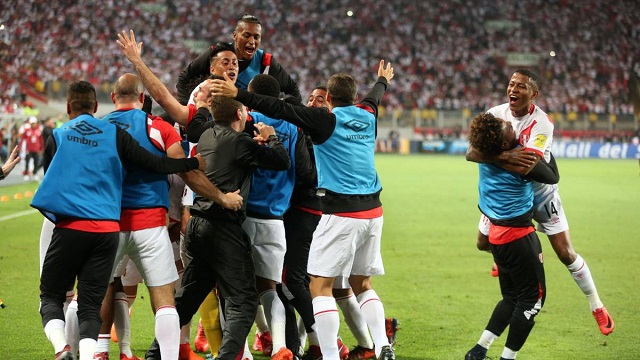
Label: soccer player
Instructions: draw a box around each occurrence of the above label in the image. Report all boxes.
[466,69,615,336]
[93,74,242,360]
[144,92,291,360]
[118,30,240,357]
[32,80,205,360]
[212,60,396,360]
[175,14,301,106]
[20,116,44,180]
[238,74,313,360]
[465,112,559,360]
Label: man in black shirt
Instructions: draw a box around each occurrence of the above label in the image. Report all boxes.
[145,95,290,360]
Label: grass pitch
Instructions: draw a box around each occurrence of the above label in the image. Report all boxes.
[0,155,637,359]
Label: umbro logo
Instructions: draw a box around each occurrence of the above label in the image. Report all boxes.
[109,120,131,131]
[69,120,103,136]
[344,119,370,132]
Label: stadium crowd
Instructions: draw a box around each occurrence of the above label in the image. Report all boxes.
[0,1,629,359]
[1,0,638,115]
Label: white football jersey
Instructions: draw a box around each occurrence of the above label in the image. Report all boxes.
[487,103,556,204]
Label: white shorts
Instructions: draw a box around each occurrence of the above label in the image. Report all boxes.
[168,174,186,222]
[182,185,194,207]
[111,226,178,287]
[39,217,55,275]
[532,189,569,235]
[478,189,569,237]
[307,214,384,278]
[119,257,143,287]
[242,217,286,282]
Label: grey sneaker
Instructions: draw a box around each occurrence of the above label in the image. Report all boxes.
[378,345,395,360]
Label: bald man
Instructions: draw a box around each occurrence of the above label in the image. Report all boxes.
[93,74,242,360]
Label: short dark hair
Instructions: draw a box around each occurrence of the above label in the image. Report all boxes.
[468,113,504,157]
[210,42,235,64]
[313,85,328,92]
[67,80,97,114]
[236,14,261,27]
[211,96,243,126]
[248,74,280,98]
[514,68,540,91]
[327,73,357,106]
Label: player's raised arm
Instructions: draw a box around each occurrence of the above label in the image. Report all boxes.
[116,30,191,126]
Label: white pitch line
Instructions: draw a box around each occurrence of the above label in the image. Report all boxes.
[0,209,39,222]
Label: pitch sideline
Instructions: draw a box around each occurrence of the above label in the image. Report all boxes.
[0,209,39,222]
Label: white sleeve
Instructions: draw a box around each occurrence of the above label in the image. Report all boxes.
[525,115,554,161]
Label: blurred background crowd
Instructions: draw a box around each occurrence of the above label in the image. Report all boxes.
[1,0,639,173]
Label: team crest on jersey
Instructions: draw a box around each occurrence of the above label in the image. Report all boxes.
[344,119,370,132]
[69,120,103,136]
[534,134,547,149]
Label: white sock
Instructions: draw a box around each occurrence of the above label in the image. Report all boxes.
[297,316,308,349]
[254,304,270,333]
[64,299,79,355]
[312,296,340,359]
[78,338,97,360]
[478,330,498,349]
[336,293,374,349]
[156,306,180,359]
[567,255,603,311]
[357,290,389,357]
[307,328,319,347]
[114,292,133,357]
[501,346,518,359]
[180,320,192,344]
[260,289,287,355]
[95,334,111,353]
[44,319,67,353]
[243,339,254,360]
[63,290,75,314]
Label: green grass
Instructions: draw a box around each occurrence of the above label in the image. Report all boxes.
[0,155,638,359]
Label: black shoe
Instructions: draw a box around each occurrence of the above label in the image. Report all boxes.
[465,345,490,360]
[378,345,395,360]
